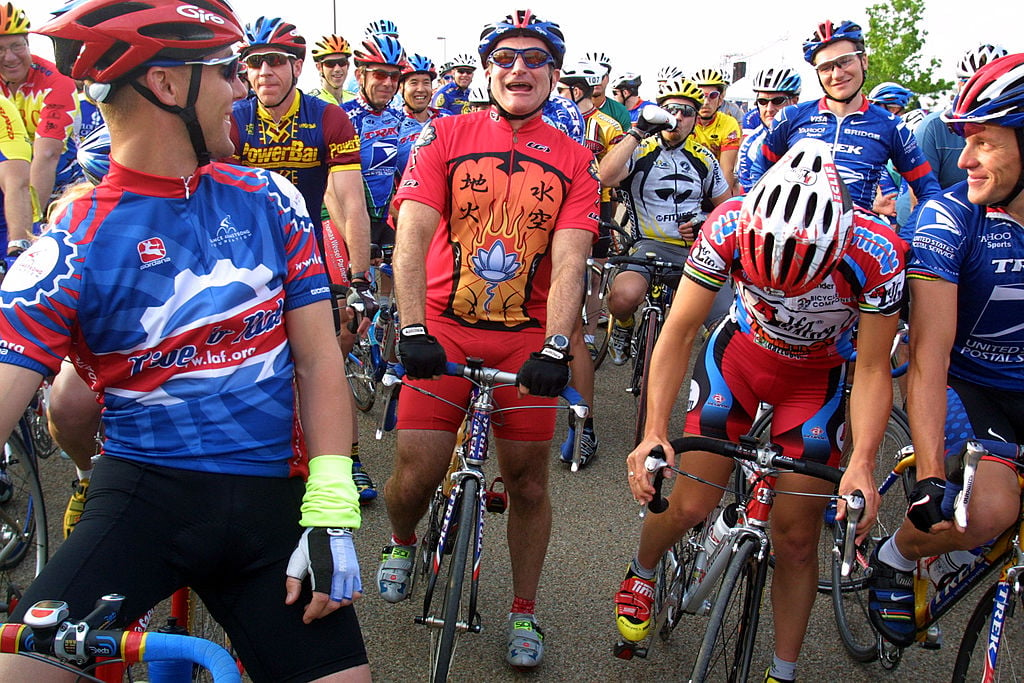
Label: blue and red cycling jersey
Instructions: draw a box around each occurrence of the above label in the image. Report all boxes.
[396,107,449,175]
[752,97,939,210]
[910,182,1024,391]
[342,96,403,222]
[230,91,361,235]
[685,197,907,367]
[0,160,331,476]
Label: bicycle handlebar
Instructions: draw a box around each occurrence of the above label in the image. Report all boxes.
[390,361,588,410]
[606,252,686,273]
[0,598,241,682]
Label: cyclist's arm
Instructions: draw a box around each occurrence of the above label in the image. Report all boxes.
[598,133,639,187]
[545,227,592,338]
[286,300,353,458]
[0,159,33,246]
[393,199,441,327]
[0,363,46,449]
[30,136,63,217]
[626,277,717,503]
[843,309,899,533]
[717,148,738,196]
[906,276,956,480]
[326,168,371,276]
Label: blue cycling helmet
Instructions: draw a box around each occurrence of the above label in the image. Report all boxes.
[402,53,436,80]
[77,124,110,186]
[752,66,801,95]
[802,20,864,64]
[242,16,305,60]
[944,52,1024,205]
[478,9,565,68]
[868,81,914,109]
[364,19,399,37]
[353,33,407,68]
[944,53,1024,130]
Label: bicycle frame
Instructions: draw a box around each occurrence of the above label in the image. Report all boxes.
[876,443,1024,675]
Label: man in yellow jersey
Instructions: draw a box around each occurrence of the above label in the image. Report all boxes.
[310,34,353,105]
[691,67,741,191]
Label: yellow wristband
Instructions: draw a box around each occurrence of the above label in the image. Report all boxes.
[300,455,361,529]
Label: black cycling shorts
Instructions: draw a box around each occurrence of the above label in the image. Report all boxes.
[946,376,1024,463]
[11,457,367,682]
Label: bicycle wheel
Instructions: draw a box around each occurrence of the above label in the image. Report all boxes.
[631,310,659,446]
[654,533,700,641]
[430,477,479,683]
[415,485,447,599]
[952,580,1024,683]
[0,418,47,576]
[689,537,767,683]
[345,337,376,412]
[587,270,612,370]
[829,409,912,661]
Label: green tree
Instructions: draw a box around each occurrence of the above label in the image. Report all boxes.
[864,0,952,106]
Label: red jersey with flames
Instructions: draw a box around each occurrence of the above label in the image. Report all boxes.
[394,109,600,331]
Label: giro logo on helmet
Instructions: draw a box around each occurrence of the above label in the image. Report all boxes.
[176,5,226,25]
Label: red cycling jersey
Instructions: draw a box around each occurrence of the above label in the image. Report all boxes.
[393,109,600,331]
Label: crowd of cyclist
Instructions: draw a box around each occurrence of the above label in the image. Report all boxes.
[0,0,1022,680]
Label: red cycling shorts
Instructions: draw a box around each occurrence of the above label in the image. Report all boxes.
[685,319,847,467]
[396,321,557,441]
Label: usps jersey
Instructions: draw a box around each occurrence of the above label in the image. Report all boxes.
[0,160,331,475]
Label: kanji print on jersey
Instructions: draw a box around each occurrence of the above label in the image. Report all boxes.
[394,111,599,332]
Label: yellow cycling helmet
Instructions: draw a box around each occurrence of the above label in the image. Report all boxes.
[312,34,352,61]
[692,67,729,90]
[656,77,705,107]
[0,3,30,35]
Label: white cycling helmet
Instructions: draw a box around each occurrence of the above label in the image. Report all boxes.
[738,138,854,296]
[956,43,1008,79]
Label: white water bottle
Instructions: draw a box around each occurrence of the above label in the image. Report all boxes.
[703,503,739,558]
[925,549,979,589]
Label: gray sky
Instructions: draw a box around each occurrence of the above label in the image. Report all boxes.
[25,0,1023,101]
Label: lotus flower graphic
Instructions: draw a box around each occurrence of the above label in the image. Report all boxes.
[471,240,520,311]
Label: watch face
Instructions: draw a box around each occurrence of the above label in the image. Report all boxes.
[547,334,570,351]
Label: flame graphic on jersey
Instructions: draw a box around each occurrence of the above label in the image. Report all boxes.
[446,154,565,328]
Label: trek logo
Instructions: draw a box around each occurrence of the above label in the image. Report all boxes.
[832,143,864,155]
[176,5,225,24]
[138,238,167,264]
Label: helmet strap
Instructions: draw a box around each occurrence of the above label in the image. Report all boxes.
[130,64,210,166]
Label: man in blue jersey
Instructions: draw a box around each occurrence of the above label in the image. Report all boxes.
[867,53,1024,649]
[751,19,940,212]
[343,33,406,262]
[430,52,476,115]
[0,1,368,680]
[396,54,448,175]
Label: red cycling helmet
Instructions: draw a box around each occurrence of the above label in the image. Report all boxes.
[738,138,854,296]
[37,0,244,84]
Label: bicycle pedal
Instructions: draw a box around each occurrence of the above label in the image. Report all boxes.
[485,477,507,514]
[612,639,648,660]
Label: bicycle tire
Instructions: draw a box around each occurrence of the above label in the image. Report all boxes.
[747,405,912,595]
[345,338,377,412]
[654,534,699,641]
[689,537,767,683]
[416,486,447,599]
[951,580,1024,683]
[0,419,47,575]
[430,477,478,683]
[591,305,612,370]
[631,309,659,446]
[828,410,912,662]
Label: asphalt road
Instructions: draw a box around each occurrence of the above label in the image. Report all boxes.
[21,359,983,682]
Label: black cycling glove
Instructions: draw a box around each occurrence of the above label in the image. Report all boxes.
[906,477,948,532]
[516,343,572,397]
[397,324,447,379]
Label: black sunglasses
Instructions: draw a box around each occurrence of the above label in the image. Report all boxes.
[663,103,697,117]
[322,57,350,69]
[757,96,789,106]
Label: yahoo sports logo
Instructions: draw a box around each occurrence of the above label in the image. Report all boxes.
[137,238,167,264]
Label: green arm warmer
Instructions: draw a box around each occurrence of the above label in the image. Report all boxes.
[300,455,362,529]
